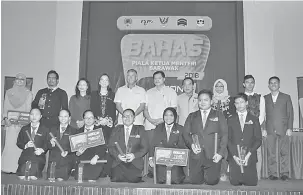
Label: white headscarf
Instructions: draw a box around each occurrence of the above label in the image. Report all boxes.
[212,79,230,104]
[6,73,30,109]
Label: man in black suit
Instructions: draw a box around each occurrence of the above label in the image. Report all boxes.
[227,93,262,186]
[183,89,228,185]
[108,109,148,183]
[264,76,294,181]
[32,70,68,128]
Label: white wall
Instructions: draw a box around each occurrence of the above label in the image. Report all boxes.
[244,1,303,127]
[1,1,83,104]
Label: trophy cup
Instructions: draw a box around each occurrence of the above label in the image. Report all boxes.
[78,164,84,183]
[240,146,248,165]
[48,162,56,182]
[126,142,132,155]
[237,145,247,173]
[192,134,201,150]
[38,94,47,109]
[24,161,31,181]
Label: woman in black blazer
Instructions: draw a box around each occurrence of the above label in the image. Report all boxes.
[149,107,186,184]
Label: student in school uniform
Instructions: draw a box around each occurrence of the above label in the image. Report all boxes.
[227,93,262,186]
[149,107,187,184]
[47,109,77,181]
[108,109,148,183]
[183,89,228,185]
[74,110,107,182]
[16,108,49,180]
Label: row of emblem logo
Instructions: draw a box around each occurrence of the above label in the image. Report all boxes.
[124,17,206,27]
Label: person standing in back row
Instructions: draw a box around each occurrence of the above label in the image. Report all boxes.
[144,71,178,177]
[264,76,293,181]
[242,75,266,180]
[32,70,68,128]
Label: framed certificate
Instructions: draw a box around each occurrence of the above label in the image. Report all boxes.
[7,110,30,125]
[69,128,105,152]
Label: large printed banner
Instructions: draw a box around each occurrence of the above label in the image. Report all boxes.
[120,34,210,93]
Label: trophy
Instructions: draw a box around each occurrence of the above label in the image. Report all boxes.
[192,134,201,150]
[240,146,248,164]
[237,145,247,173]
[38,94,47,109]
[48,162,56,182]
[77,164,84,183]
[24,161,31,181]
[126,142,132,155]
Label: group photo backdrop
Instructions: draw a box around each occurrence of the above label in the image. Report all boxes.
[79,1,244,95]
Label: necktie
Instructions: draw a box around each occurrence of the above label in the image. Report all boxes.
[31,126,37,139]
[166,125,172,141]
[202,111,207,128]
[240,114,245,131]
[60,127,66,139]
[125,127,130,145]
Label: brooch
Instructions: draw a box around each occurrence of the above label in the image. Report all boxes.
[172,130,179,134]
[209,117,218,121]
[245,120,253,125]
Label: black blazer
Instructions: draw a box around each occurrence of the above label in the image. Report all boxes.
[108,125,148,170]
[17,124,49,165]
[149,123,186,157]
[48,125,77,164]
[90,90,116,122]
[227,112,262,164]
[264,92,294,136]
[76,125,107,161]
[183,109,228,159]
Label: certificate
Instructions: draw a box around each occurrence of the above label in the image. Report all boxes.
[69,128,105,152]
[7,110,30,125]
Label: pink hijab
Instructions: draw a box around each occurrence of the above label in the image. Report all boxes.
[6,73,30,109]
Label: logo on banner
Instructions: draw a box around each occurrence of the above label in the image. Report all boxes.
[141,19,153,26]
[197,19,205,27]
[177,18,187,26]
[120,34,211,92]
[124,18,132,27]
[159,17,169,27]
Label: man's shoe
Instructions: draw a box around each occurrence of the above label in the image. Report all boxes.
[269,175,278,180]
[281,175,289,181]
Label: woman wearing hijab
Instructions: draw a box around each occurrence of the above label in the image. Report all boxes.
[211,79,236,182]
[2,73,33,173]
[212,79,236,119]
[149,107,186,184]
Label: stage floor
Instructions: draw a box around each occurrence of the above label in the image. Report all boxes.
[2,173,303,192]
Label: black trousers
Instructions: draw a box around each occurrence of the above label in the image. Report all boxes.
[155,165,185,184]
[229,159,258,186]
[110,163,142,183]
[16,162,45,178]
[189,157,221,185]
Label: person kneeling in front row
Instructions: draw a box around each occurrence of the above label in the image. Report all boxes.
[227,93,262,186]
[108,109,148,183]
[149,107,186,184]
